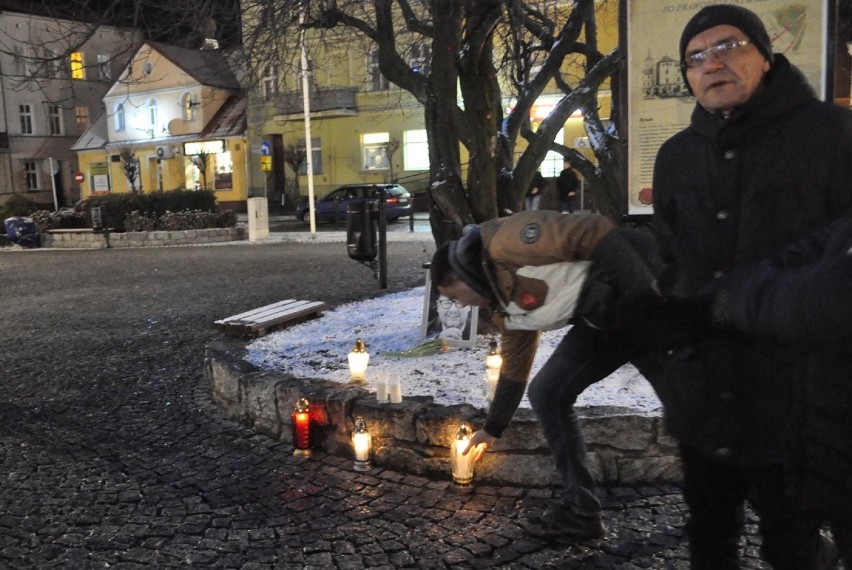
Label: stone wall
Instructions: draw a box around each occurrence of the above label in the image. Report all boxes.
[206,337,682,487]
[41,227,245,249]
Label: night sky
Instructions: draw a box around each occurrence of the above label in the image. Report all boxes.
[0,0,242,48]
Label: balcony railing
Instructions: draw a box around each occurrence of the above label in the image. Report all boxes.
[274,87,358,118]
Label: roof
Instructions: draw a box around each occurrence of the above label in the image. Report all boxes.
[143,41,240,90]
[200,95,246,138]
[71,112,108,152]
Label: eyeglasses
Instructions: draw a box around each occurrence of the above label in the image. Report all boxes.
[681,39,751,71]
[437,298,462,309]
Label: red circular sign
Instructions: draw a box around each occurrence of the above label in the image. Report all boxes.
[74,172,85,184]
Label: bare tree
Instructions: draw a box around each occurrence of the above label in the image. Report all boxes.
[282,143,307,206]
[385,137,400,183]
[241,0,625,244]
[118,146,140,193]
[191,151,211,190]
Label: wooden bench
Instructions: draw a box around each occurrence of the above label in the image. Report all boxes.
[214,299,330,338]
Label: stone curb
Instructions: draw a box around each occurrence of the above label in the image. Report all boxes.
[39,227,246,249]
[206,336,683,487]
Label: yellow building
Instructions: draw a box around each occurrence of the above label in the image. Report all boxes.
[73,41,249,210]
[244,1,619,205]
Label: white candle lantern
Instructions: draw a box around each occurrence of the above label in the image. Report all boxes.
[450,422,475,488]
[484,339,502,403]
[375,374,389,403]
[348,338,370,384]
[352,416,372,471]
[387,374,402,404]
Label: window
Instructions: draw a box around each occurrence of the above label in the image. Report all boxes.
[113,103,125,131]
[403,129,429,171]
[47,104,62,135]
[297,137,322,175]
[410,42,431,76]
[19,104,33,135]
[23,160,38,190]
[148,98,158,128]
[97,54,111,80]
[75,106,89,134]
[261,64,278,101]
[43,48,58,78]
[13,46,24,75]
[70,52,85,79]
[214,152,233,190]
[540,128,565,177]
[362,132,389,170]
[368,49,388,91]
[181,93,195,121]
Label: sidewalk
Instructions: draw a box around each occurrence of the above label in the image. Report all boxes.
[242,211,436,244]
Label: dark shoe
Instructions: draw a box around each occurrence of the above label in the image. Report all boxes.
[520,508,605,540]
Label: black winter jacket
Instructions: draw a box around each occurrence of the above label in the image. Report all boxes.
[715,217,852,517]
[650,54,852,466]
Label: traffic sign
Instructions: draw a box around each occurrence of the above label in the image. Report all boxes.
[260,141,271,156]
[260,156,272,171]
[74,172,85,184]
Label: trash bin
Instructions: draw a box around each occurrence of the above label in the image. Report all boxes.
[346,201,378,261]
[4,216,38,248]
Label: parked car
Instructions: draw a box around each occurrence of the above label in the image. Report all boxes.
[296,184,412,224]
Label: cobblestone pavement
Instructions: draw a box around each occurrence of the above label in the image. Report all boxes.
[0,237,770,569]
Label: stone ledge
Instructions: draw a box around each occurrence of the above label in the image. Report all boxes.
[41,227,245,249]
[205,336,682,487]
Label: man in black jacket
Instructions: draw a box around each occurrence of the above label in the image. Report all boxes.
[650,5,852,569]
[712,217,852,565]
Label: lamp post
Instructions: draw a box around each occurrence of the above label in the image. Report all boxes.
[450,422,475,489]
[291,397,312,457]
[348,338,370,384]
[352,416,372,471]
[484,339,502,403]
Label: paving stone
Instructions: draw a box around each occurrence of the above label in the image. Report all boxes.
[0,241,774,570]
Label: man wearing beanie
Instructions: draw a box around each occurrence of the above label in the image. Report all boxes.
[650,4,852,569]
[429,210,664,541]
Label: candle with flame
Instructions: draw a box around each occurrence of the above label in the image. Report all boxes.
[348,338,370,384]
[451,422,475,487]
[484,339,502,403]
[291,397,312,457]
[352,416,372,471]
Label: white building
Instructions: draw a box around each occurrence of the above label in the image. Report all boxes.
[0,11,139,208]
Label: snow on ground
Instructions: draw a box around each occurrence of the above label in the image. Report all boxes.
[246,287,662,412]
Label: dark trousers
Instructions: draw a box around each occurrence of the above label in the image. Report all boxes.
[679,443,827,570]
[527,325,629,517]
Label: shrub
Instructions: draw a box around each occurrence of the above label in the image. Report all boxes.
[1,194,40,219]
[86,189,218,231]
[30,209,88,232]
[123,211,156,232]
[121,209,237,232]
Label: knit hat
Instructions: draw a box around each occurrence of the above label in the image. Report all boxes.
[447,225,491,298]
[679,5,774,87]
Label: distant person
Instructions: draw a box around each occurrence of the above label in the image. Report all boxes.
[524,171,545,211]
[556,160,579,213]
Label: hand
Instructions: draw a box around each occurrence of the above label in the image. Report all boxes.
[462,429,495,463]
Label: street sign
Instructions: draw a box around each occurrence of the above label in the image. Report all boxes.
[260,156,272,171]
[74,172,85,184]
[260,141,271,156]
